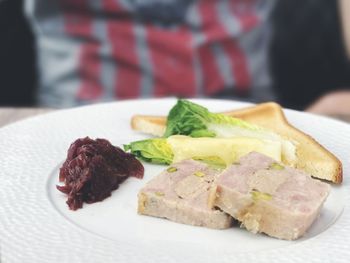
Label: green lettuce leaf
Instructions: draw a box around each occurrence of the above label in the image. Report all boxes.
[124,138,173,164]
[164,99,259,138]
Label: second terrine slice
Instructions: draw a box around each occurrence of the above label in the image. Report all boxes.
[210,152,331,240]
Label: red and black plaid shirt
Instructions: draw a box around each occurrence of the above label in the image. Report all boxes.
[26,0,274,107]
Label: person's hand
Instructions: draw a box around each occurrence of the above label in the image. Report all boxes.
[306,90,350,115]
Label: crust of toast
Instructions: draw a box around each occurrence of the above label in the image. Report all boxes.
[131,102,343,184]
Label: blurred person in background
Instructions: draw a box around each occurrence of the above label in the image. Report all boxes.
[1,0,350,114]
[25,0,277,107]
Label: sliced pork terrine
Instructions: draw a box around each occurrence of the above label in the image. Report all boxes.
[138,160,233,229]
[210,152,331,240]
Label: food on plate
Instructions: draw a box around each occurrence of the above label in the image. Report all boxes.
[57,137,144,210]
[138,159,233,229]
[125,135,282,165]
[209,152,331,240]
[124,138,174,164]
[131,99,342,183]
[133,99,296,165]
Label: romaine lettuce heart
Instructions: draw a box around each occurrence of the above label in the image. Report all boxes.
[164,99,296,165]
[125,135,282,166]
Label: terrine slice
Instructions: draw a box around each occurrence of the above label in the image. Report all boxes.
[138,159,233,229]
[211,152,331,240]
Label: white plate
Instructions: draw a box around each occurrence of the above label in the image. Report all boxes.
[1,98,349,263]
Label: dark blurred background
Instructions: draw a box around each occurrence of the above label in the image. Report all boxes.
[0,0,37,106]
[270,0,350,110]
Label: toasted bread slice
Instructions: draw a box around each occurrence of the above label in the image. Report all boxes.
[131,102,342,184]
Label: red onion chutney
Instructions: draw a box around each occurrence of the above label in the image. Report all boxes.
[57,137,144,210]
